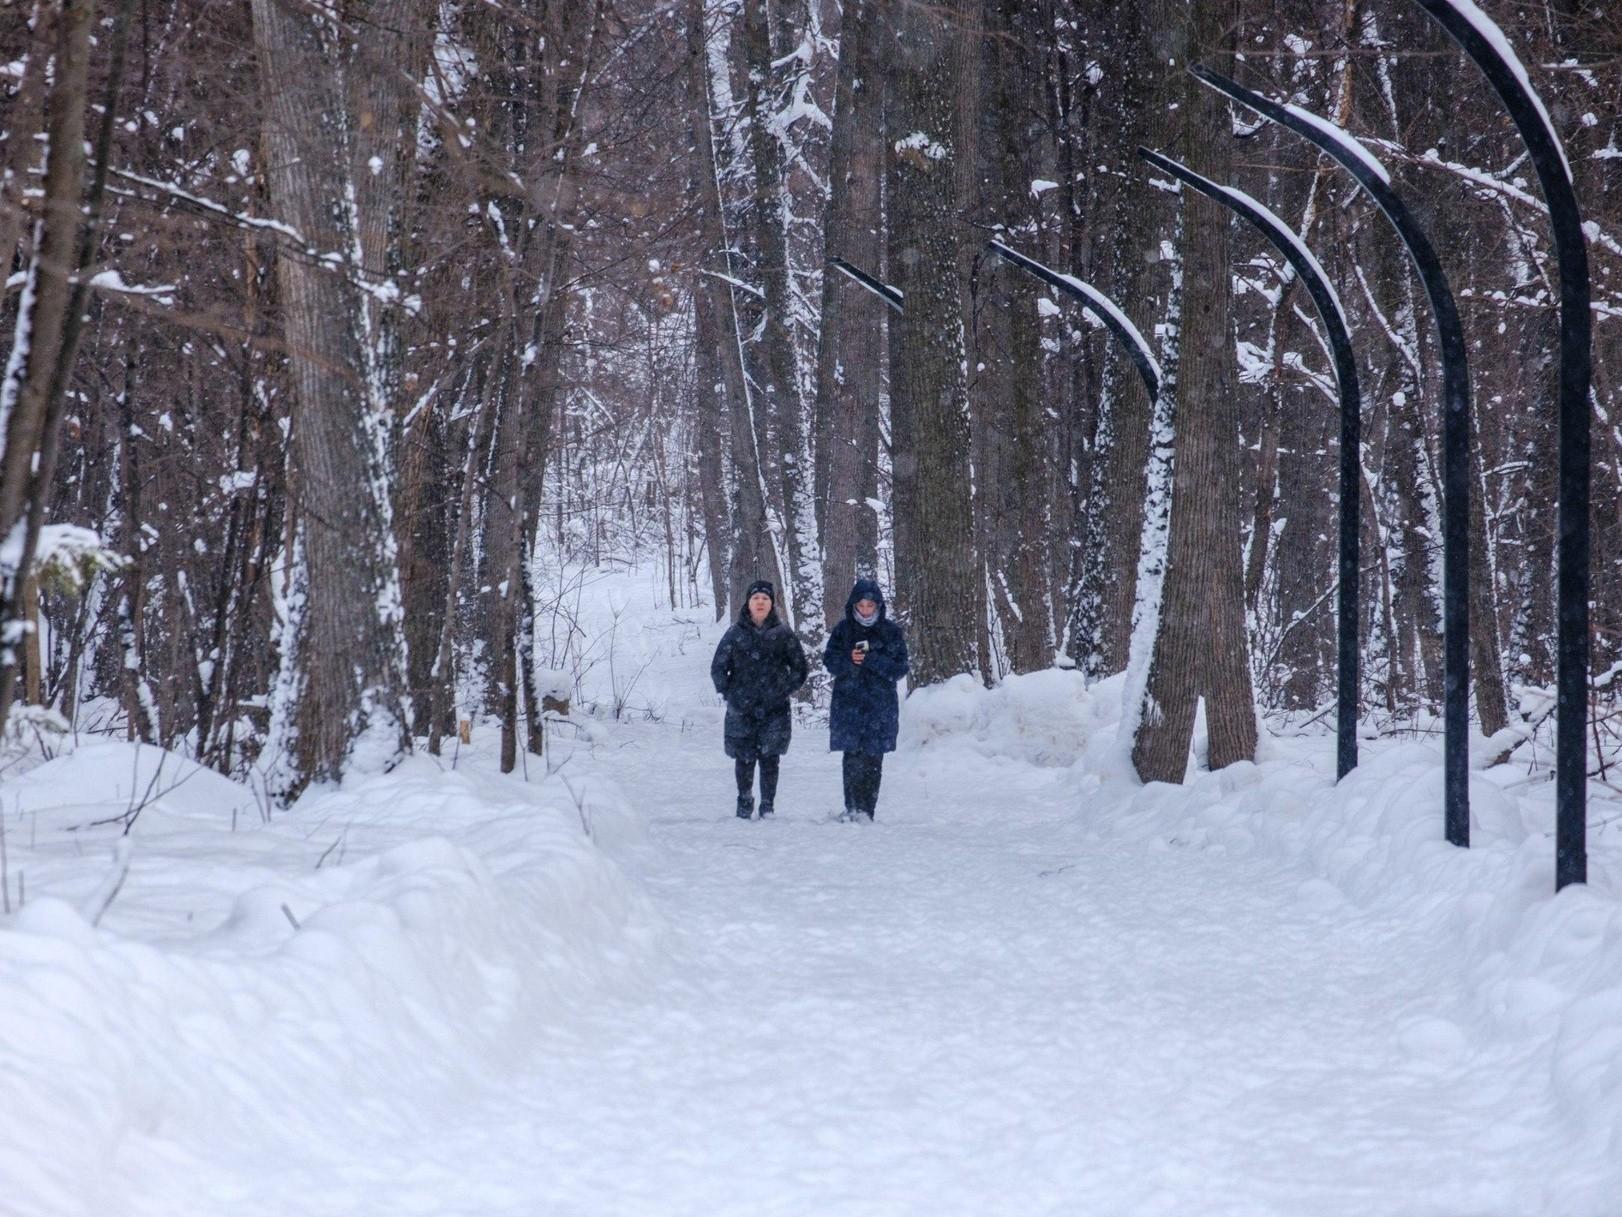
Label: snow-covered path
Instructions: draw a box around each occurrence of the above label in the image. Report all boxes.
[7,579,1618,1217]
[265,724,1593,1217]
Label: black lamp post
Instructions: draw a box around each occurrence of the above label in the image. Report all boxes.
[1409,0,1591,888]
[1137,146,1363,781]
[1190,65,1474,849]
[984,239,1161,405]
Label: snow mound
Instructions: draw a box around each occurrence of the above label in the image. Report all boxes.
[1093,737,1622,1184]
[0,745,664,1217]
[899,668,1113,767]
[1,741,265,824]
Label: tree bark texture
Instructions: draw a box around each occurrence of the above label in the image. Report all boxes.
[251,0,412,790]
[1068,0,1156,680]
[740,0,819,637]
[0,0,93,735]
[812,0,885,629]
[884,0,980,686]
[686,0,782,613]
[983,0,1053,673]
[1131,0,1258,782]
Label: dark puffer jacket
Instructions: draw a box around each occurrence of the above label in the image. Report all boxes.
[823,578,909,754]
[710,604,809,761]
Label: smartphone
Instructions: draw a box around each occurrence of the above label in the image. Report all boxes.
[854,640,871,653]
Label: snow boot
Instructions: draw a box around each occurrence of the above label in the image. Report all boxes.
[758,801,775,819]
[736,794,755,820]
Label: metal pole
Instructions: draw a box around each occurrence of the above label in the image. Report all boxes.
[1137,147,1362,780]
[828,256,904,312]
[1190,66,1471,848]
[984,239,1161,404]
[1408,0,1591,888]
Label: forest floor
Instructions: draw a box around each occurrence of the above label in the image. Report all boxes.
[2,566,1619,1216]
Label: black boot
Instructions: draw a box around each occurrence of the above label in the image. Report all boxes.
[736,794,755,820]
[758,801,774,818]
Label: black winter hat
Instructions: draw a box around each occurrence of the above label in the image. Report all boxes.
[745,579,775,603]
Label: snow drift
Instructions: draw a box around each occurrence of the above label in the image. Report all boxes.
[0,745,662,1217]
[898,666,1622,1201]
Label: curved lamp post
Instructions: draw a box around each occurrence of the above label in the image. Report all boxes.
[1138,146,1363,781]
[1409,0,1591,889]
[828,256,904,313]
[985,239,1162,404]
[1190,65,1473,849]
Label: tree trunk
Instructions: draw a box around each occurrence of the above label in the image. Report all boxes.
[1131,0,1257,782]
[426,362,497,757]
[0,1,53,282]
[1068,1,1155,680]
[813,0,885,628]
[691,294,735,620]
[0,0,93,735]
[685,0,736,620]
[686,0,781,613]
[740,0,819,637]
[885,0,979,686]
[251,0,411,793]
[987,0,1053,673]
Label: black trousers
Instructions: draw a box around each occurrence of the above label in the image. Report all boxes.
[735,756,780,804]
[841,751,884,815]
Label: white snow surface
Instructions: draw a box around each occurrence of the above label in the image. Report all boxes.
[3,567,1620,1215]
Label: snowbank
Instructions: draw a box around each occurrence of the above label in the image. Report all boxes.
[899,668,1115,767]
[2,740,266,828]
[1115,746,1622,1188]
[898,667,1622,1197]
[0,745,663,1217]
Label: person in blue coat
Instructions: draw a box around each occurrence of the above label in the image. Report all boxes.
[822,577,909,821]
[711,580,809,819]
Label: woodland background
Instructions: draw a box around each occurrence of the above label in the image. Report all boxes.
[1,0,1618,798]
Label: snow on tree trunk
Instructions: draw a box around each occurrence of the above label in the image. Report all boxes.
[1129,0,1258,783]
[689,0,784,616]
[0,0,94,738]
[1068,1,1157,682]
[740,0,821,641]
[251,0,411,795]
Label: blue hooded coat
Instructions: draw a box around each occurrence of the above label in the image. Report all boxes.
[710,603,809,761]
[823,578,909,754]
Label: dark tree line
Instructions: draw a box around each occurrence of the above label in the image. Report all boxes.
[1,0,1617,793]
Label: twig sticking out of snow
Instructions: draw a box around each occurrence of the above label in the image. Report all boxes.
[85,839,133,928]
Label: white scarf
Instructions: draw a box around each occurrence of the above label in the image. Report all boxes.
[856,608,879,627]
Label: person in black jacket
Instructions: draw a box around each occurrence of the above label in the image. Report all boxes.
[822,578,909,821]
[710,580,809,819]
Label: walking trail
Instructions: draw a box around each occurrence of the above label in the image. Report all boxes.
[269,718,1573,1217]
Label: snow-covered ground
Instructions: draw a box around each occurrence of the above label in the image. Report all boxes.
[2,564,1619,1216]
